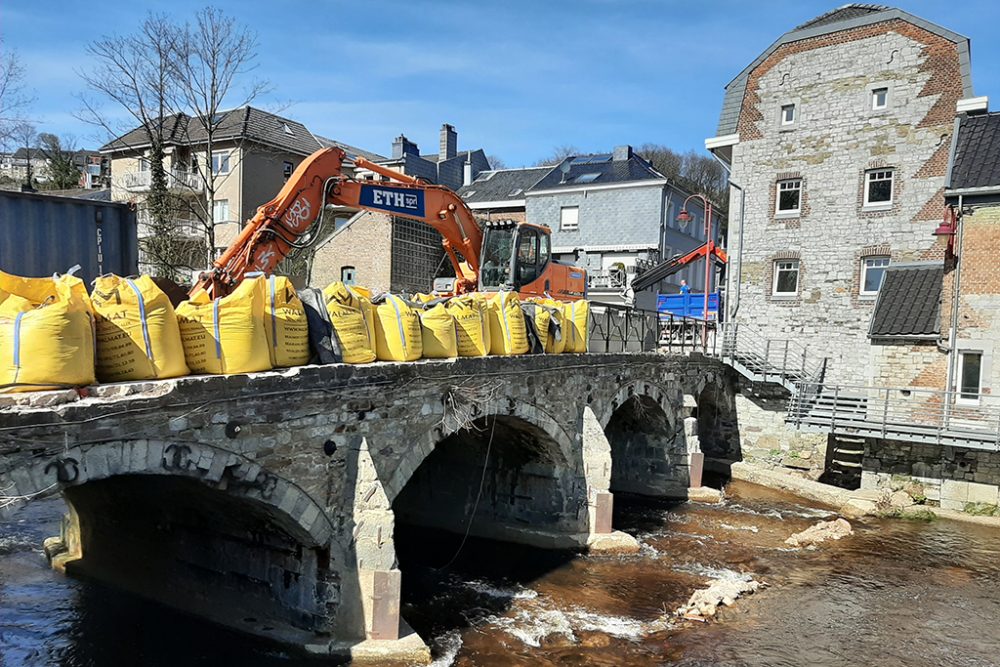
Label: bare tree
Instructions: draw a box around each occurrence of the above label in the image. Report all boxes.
[79,14,197,281]
[0,43,33,148]
[173,7,267,263]
[636,143,683,181]
[534,144,579,166]
[486,154,507,170]
[38,133,82,189]
[13,122,37,190]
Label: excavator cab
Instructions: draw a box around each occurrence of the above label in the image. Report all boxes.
[478,221,575,299]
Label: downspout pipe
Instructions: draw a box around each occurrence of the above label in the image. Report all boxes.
[944,195,965,413]
[708,150,744,320]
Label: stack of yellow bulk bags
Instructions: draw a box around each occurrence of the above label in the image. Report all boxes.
[563,299,590,353]
[176,277,272,375]
[419,302,458,358]
[0,270,95,391]
[91,275,188,382]
[374,294,422,361]
[487,290,529,356]
[322,282,376,364]
[446,295,490,357]
[263,275,310,368]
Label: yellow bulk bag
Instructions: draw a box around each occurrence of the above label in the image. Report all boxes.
[563,299,590,353]
[446,295,490,357]
[91,275,188,382]
[487,290,529,356]
[322,282,376,364]
[264,275,310,368]
[419,303,458,358]
[175,277,272,375]
[0,271,95,392]
[539,299,567,354]
[374,294,422,362]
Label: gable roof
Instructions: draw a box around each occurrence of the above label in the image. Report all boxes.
[101,106,344,157]
[529,153,664,191]
[315,136,388,162]
[716,5,973,137]
[868,263,943,339]
[946,111,1000,191]
[458,166,551,204]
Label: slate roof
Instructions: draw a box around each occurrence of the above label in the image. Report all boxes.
[529,154,664,191]
[457,167,551,204]
[714,6,973,138]
[315,136,387,162]
[794,4,888,30]
[947,112,1000,190]
[868,263,943,339]
[101,106,358,158]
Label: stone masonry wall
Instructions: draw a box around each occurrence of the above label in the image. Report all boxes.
[308,212,393,291]
[862,438,1000,511]
[729,19,964,385]
[953,203,1000,395]
[0,353,731,651]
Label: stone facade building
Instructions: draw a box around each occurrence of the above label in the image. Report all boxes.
[707,5,974,384]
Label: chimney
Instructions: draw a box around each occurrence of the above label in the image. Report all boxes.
[392,134,419,158]
[463,151,473,186]
[613,145,633,162]
[440,123,457,161]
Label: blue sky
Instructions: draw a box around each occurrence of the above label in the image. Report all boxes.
[2,1,998,166]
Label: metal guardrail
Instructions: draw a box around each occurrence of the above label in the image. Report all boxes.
[588,301,660,353]
[708,322,826,391]
[788,382,1000,451]
[658,313,718,356]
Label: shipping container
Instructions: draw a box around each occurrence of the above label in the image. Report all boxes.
[0,190,138,285]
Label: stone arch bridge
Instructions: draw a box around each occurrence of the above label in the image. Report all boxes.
[0,353,736,661]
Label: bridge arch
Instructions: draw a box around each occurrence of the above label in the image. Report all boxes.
[390,400,589,550]
[1,439,341,642]
[601,380,691,497]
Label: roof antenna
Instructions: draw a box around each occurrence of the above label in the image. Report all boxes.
[559,161,571,184]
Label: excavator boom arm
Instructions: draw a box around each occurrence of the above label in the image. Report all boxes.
[193,148,484,296]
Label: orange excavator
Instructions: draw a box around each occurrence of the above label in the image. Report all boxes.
[192,147,587,300]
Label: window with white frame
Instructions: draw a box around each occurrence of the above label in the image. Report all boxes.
[560,206,579,231]
[781,104,796,125]
[860,256,890,295]
[864,169,894,206]
[958,351,983,402]
[776,179,802,214]
[212,199,230,223]
[872,87,889,110]
[772,259,799,295]
[341,266,356,285]
[211,151,230,175]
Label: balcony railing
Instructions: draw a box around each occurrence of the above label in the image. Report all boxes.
[119,169,203,192]
[588,269,628,290]
[788,383,1000,451]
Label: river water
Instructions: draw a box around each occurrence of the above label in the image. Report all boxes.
[2,480,1000,666]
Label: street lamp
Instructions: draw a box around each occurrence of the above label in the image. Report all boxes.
[677,194,715,349]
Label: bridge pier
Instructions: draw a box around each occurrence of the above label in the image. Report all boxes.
[0,353,732,661]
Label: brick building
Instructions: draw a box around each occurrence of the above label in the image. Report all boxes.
[706,4,974,384]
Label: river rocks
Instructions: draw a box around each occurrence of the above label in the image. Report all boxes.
[675,573,762,621]
[784,518,853,547]
[687,486,724,503]
[890,490,915,509]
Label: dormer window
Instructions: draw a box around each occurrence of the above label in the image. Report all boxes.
[781,104,796,125]
[282,123,294,136]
